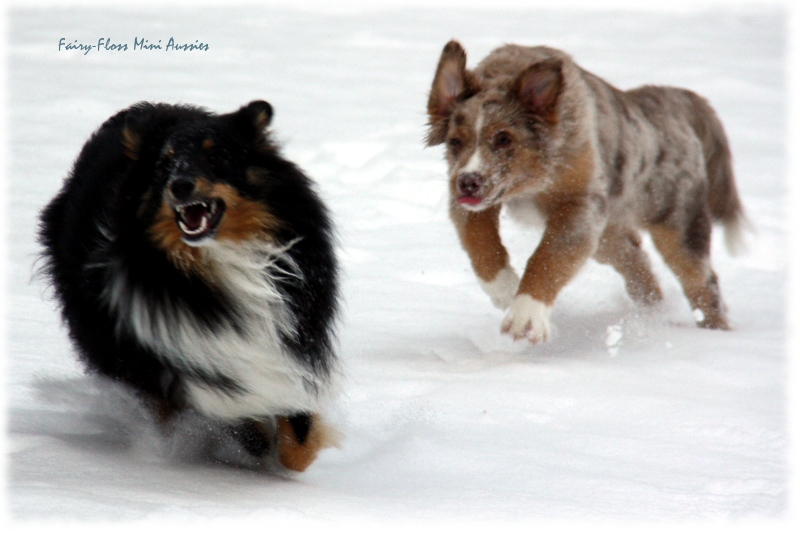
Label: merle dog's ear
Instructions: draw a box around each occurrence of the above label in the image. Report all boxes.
[122,112,143,160]
[426,40,478,146]
[232,100,274,141]
[512,59,563,125]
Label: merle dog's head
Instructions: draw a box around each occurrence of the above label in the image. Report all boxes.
[426,41,570,211]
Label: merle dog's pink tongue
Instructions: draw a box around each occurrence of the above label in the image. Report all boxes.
[182,204,208,231]
[457,196,482,206]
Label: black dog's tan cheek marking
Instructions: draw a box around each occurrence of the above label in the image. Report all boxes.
[202,138,214,150]
[149,176,218,275]
[148,177,278,274]
[212,182,279,242]
[149,200,208,276]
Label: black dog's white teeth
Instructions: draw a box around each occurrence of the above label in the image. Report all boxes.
[173,198,226,243]
[176,202,210,234]
[177,210,209,236]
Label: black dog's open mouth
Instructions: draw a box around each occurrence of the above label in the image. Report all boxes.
[174,199,226,242]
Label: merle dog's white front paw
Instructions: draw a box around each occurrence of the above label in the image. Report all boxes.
[478,266,519,310]
[501,295,551,343]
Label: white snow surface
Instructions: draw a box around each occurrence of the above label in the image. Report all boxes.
[5,3,790,527]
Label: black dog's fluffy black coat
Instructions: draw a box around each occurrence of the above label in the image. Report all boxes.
[39,101,338,464]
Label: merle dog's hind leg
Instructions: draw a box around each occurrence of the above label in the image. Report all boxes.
[594,225,663,305]
[648,221,728,330]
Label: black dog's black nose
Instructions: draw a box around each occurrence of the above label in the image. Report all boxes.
[169,177,196,202]
[457,172,483,196]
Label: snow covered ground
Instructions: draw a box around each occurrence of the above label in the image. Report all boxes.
[4,2,791,528]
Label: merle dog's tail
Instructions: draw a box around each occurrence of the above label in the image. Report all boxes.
[688,92,750,255]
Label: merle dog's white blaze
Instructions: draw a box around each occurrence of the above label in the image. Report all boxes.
[458,110,485,177]
[101,238,328,420]
[462,149,483,175]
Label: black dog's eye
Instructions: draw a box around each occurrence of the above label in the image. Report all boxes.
[493,131,513,150]
[448,137,463,154]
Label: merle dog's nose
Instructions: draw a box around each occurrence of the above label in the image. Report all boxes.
[169,177,196,202]
[457,172,483,196]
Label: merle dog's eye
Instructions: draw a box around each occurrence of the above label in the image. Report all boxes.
[448,137,463,153]
[493,131,513,149]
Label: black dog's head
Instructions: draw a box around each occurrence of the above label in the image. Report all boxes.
[121,100,280,270]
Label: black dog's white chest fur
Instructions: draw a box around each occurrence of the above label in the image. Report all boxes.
[101,237,327,420]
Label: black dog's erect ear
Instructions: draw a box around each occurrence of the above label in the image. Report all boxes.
[426,40,478,146]
[122,112,143,160]
[228,100,274,150]
[512,60,563,125]
[244,100,274,129]
[233,100,274,139]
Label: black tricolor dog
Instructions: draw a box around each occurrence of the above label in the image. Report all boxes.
[39,100,339,471]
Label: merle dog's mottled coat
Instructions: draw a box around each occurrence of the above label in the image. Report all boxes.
[39,100,338,471]
[427,42,745,342]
